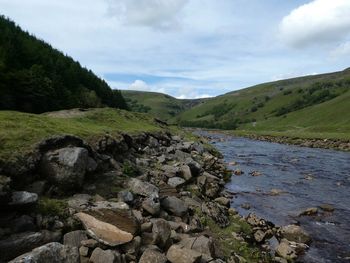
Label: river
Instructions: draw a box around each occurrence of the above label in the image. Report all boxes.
[203,132,350,263]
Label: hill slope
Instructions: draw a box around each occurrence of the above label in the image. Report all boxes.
[176,69,350,139]
[122,90,204,121]
[0,16,127,113]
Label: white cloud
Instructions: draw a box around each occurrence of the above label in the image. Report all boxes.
[106,0,188,30]
[128,80,151,91]
[330,41,350,58]
[280,0,350,47]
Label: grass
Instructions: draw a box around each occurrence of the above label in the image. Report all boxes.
[174,68,350,140]
[0,108,167,162]
[122,90,203,121]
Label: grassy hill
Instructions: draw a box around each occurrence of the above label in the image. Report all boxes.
[122,90,204,121]
[0,108,167,162]
[175,69,350,139]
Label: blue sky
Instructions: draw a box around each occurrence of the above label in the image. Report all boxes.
[1,0,350,98]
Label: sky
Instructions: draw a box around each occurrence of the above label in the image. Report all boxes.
[1,0,350,99]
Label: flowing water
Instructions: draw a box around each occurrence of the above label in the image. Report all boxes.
[203,132,350,263]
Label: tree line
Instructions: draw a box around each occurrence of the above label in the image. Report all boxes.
[0,16,128,113]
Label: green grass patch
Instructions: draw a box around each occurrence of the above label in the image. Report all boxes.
[37,197,68,217]
[0,108,168,162]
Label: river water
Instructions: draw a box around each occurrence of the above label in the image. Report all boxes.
[204,132,350,263]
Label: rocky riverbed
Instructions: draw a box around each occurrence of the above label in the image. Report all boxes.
[0,131,312,262]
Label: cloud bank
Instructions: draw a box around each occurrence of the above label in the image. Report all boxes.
[280,0,350,48]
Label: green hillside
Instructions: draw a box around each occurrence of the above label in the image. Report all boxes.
[122,90,204,121]
[0,16,127,113]
[175,69,350,139]
[0,108,166,162]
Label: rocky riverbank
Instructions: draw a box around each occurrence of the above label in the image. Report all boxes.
[238,134,350,152]
[0,131,311,262]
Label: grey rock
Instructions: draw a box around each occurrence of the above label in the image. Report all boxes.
[90,247,121,263]
[254,230,266,243]
[63,230,88,247]
[79,246,89,257]
[9,242,79,263]
[179,235,215,258]
[118,190,134,204]
[25,181,46,195]
[13,215,36,233]
[0,175,11,203]
[201,202,229,227]
[0,231,61,262]
[141,222,153,232]
[168,177,186,188]
[86,157,98,173]
[9,191,38,206]
[142,193,160,216]
[214,197,230,207]
[139,248,167,263]
[80,239,98,249]
[275,239,298,261]
[179,165,192,181]
[67,194,92,211]
[166,244,202,263]
[162,165,179,178]
[152,219,171,249]
[128,178,159,197]
[161,196,188,217]
[40,147,89,191]
[281,225,311,244]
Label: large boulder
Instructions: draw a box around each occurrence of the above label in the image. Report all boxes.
[75,209,138,246]
[0,231,61,262]
[9,191,38,207]
[40,147,89,191]
[161,196,188,217]
[8,242,79,263]
[168,177,186,188]
[166,244,202,263]
[142,193,160,216]
[139,248,167,263]
[280,225,311,244]
[128,178,159,198]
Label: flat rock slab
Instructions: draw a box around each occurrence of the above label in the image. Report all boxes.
[75,212,134,246]
[8,242,79,263]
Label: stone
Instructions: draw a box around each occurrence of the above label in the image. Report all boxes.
[40,147,89,191]
[75,212,135,246]
[121,236,141,255]
[79,246,89,257]
[152,219,171,249]
[201,202,229,227]
[9,191,38,206]
[241,203,251,210]
[90,247,121,263]
[162,165,179,178]
[141,222,153,232]
[0,231,61,262]
[67,194,92,211]
[12,215,36,233]
[161,196,188,217]
[179,165,192,181]
[142,193,160,216]
[228,208,238,215]
[319,204,335,212]
[186,160,202,177]
[253,230,266,243]
[168,177,186,188]
[81,239,98,249]
[166,244,202,263]
[299,207,318,216]
[8,242,79,263]
[0,175,11,203]
[91,201,129,211]
[276,239,298,261]
[214,197,230,207]
[128,178,159,197]
[139,248,167,263]
[118,191,134,204]
[63,230,88,247]
[250,171,262,176]
[234,169,243,175]
[280,225,311,244]
[179,235,215,258]
[25,181,46,195]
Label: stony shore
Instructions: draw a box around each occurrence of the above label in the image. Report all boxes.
[0,131,311,262]
[239,134,350,152]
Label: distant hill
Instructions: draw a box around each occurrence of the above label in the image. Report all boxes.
[0,16,127,113]
[121,90,205,121]
[176,69,350,139]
